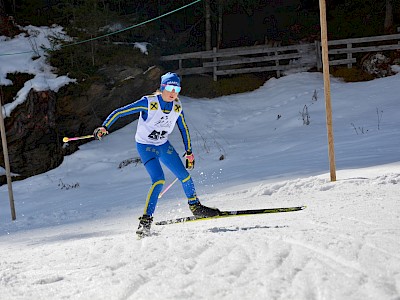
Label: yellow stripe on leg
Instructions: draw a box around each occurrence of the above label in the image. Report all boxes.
[143,180,165,214]
[182,175,191,183]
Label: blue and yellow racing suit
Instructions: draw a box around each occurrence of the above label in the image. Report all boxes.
[102,93,198,216]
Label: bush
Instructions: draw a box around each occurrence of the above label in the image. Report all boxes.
[48,42,158,81]
[330,67,375,82]
[181,74,266,98]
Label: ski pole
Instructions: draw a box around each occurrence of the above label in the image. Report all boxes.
[158,177,178,199]
[62,134,94,143]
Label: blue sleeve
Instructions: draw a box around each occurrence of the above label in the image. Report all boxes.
[102,97,148,129]
[177,110,192,152]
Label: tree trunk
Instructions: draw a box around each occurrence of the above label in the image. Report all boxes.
[217,1,223,49]
[0,0,6,16]
[384,0,394,33]
[205,0,212,50]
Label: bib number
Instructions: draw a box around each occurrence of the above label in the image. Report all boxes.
[148,130,167,141]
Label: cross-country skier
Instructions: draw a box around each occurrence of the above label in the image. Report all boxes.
[93,72,220,237]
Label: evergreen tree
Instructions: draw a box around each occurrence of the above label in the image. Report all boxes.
[0,0,5,16]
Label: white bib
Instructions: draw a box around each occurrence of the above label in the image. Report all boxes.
[135,95,182,145]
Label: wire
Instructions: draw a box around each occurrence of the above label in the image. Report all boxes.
[62,0,202,48]
[0,0,202,57]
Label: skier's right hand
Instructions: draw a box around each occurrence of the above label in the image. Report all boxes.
[185,150,195,170]
[93,126,108,140]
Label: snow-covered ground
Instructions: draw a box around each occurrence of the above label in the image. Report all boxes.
[0,70,399,299]
[0,25,75,117]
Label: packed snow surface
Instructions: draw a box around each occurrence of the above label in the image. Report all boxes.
[1,67,400,298]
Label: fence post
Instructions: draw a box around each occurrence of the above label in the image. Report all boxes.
[315,41,322,70]
[346,43,353,68]
[213,47,217,81]
[397,27,400,47]
[275,49,281,78]
[178,59,182,70]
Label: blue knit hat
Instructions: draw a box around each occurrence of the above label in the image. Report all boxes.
[160,72,181,91]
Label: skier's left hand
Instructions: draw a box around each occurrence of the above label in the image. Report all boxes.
[93,126,108,140]
[185,150,195,170]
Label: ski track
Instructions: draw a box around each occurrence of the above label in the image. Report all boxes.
[1,173,400,300]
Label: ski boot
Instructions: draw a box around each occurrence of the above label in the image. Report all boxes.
[189,201,220,218]
[136,215,153,238]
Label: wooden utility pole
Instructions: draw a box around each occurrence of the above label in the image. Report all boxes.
[319,0,337,181]
[0,91,16,220]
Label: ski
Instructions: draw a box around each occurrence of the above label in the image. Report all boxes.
[155,205,306,225]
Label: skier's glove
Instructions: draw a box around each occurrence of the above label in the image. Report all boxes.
[93,126,108,140]
[185,150,195,170]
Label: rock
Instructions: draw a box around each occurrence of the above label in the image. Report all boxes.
[57,65,162,138]
[361,53,393,78]
[0,89,62,177]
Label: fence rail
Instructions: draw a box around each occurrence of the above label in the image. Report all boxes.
[160,33,400,81]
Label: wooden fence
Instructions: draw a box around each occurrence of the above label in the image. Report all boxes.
[160,33,400,81]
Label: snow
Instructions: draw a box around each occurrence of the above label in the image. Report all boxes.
[132,42,150,55]
[1,29,400,300]
[0,25,75,117]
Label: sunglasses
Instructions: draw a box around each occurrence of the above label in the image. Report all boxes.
[162,84,181,93]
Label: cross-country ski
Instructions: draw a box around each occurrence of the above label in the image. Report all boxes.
[155,205,306,225]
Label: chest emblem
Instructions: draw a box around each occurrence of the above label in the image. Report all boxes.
[150,102,158,110]
[174,104,181,113]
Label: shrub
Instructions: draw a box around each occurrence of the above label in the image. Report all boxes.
[331,67,375,82]
[182,74,265,98]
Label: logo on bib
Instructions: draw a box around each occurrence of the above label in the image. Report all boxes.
[154,115,173,128]
[150,102,158,110]
[174,104,181,112]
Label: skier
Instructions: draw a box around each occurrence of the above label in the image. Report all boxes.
[93,72,220,237]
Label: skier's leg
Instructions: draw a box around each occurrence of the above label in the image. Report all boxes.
[158,142,197,202]
[158,142,219,217]
[137,143,165,216]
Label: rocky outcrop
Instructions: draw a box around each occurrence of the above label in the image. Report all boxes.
[1,89,61,177]
[57,65,162,145]
[0,65,162,179]
[361,53,393,78]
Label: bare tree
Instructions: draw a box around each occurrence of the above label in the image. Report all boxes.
[217,0,223,49]
[205,0,212,50]
[205,0,225,50]
[384,0,394,33]
[0,0,6,16]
